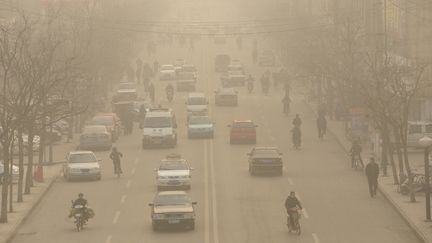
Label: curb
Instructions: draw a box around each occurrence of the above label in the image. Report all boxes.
[4,169,61,243]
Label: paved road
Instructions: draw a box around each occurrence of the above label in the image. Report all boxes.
[10,0,422,243]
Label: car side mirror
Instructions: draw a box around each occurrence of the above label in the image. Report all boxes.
[148,203,154,206]
[192,202,198,205]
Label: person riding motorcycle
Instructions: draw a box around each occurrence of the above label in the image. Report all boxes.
[285,191,303,229]
[70,193,88,220]
[165,83,174,102]
[110,147,123,176]
[246,74,254,93]
[350,140,363,168]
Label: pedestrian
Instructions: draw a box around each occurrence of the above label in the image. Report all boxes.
[317,115,327,139]
[292,114,302,128]
[365,157,380,197]
[148,82,155,103]
[109,147,123,176]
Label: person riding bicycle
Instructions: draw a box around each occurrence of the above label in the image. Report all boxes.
[350,140,363,168]
[109,147,123,175]
[292,114,302,127]
[285,191,303,229]
[291,126,301,148]
[73,193,87,207]
[282,94,291,114]
[246,74,254,92]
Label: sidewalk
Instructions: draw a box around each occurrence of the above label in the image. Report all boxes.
[323,110,432,243]
[0,137,77,243]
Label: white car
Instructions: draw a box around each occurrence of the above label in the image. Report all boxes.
[174,59,185,73]
[63,151,101,181]
[186,92,208,119]
[155,154,193,190]
[159,64,176,80]
[188,116,214,139]
[0,161,19,184]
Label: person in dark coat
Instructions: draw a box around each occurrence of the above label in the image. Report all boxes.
[365,157,380,197]
[292,114,302,128]
[317,115,327,139]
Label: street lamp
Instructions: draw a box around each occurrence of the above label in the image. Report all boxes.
[418,136,432,221]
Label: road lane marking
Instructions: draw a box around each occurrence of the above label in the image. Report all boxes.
[126,180,132,188]
[288,178,294,185]
[312,233,321,243]
[204,141,210,243]
[112,211,121,224]
[120,195,127,204]
[131,168,136,175]
[134,157,138,164]
[105,235,112,243]
[209,139,220,243]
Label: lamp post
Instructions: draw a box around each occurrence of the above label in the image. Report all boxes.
[418,136,432,221]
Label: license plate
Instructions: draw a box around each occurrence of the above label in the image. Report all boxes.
[153,140,162,144]
[262,160,273,163]
[168,219,180,224]
[168,180,179,185]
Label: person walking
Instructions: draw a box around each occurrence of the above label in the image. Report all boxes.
[109,147,123,177]
[316,115,327,139]
[365,157,380,197]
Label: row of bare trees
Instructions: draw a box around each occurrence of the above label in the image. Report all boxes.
[273,8,431,202]
[0,1,138,223]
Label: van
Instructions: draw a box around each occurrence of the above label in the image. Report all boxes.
[407,121,432,148]
[142,108,177,148]
[186,93,208,119]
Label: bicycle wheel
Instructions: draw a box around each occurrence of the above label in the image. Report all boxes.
[296,221,301,235]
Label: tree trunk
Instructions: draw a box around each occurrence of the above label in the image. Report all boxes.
[8,147,13,213]
[25,129,34,195]
[393,127,405,182]
[381,124,399,184]
[17,128,24,202]
[0,141,10,223]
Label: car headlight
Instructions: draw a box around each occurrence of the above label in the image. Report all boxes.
[153,213,165,219]
[183,213,194,219]
[181,175,189,179]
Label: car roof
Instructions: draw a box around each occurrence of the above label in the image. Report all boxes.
[217,88,237,94]
[68,151,95,155]
[233,119,253,123]
[253,146,278,150]
[146,112,171,118]
[157,191,187,196]
[188,92,205,98]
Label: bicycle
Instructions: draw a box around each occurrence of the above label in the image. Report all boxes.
[286,210,301,235]
[352,154,363,170]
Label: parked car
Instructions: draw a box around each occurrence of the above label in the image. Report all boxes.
[0,160,19,184]
[155,154,193,190]
[188,116,214,139]
[247,147,283,175]
[215,88,238,106]
[79,125,112,150]
[63,151,101,181]
[214,54,230,72]
[406,121,432,148]
[229,119,257,144]
[88,114,121,141]
[159,64,176,80]
[148,191,197,231]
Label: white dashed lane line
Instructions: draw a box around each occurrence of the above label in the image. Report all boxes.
[126,180,132,188]
[131,168,136,175]
[120,195,127,204]
[112,211,121,225]
[105,235,112,243]
[312,233,321,243]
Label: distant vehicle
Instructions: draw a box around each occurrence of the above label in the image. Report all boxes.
[227,60,245,74]
[79,125,112,150]
[174,59,186,73]
[88,114,121,142]
[221,70,246,87]
[247,147,283,175]
[259,50,276,66]
[155,154,193,190]
[0,160,19,184]
[63,151,101,181]
[214,88,238,106]
[406,121,432,148]
[176,72,196,92]
[148,191,197,231]
[180,64,197,73]
[215,54,230,72]
[115,83,138,102]
[229,119,257,144]
[186,93,208,119]
[214,35,226,44]
[159,64,176,81]
[118,82,137,91]
[142,108,177,149]
[188,116,214,139]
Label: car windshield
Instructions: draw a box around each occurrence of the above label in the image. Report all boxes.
[91,116,113,126]
[144,116,172,128]
[253,149,279,156]
[189,116,211,125]
[159,161,188,170]
[177,72,194,79]
[182,66,196,72]
[118,83,136,90]
[69,153,97,163]
[154,194,190,206]
[233,122,254,128]
[409,125,422,134]
[188,97,206,105]
[83,126,106,134]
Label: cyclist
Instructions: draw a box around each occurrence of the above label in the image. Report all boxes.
[350,140,363,168]
[285,191,303,229]
[109,147,123,176]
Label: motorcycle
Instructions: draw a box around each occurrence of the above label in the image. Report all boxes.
[71,203,86,232]
[287,209,301,235]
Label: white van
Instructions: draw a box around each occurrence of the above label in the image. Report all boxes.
[407,121,432,148]
[186,93,208,119]
[142,108,177,149]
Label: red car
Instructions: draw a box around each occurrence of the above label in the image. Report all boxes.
[229,119,257,144]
